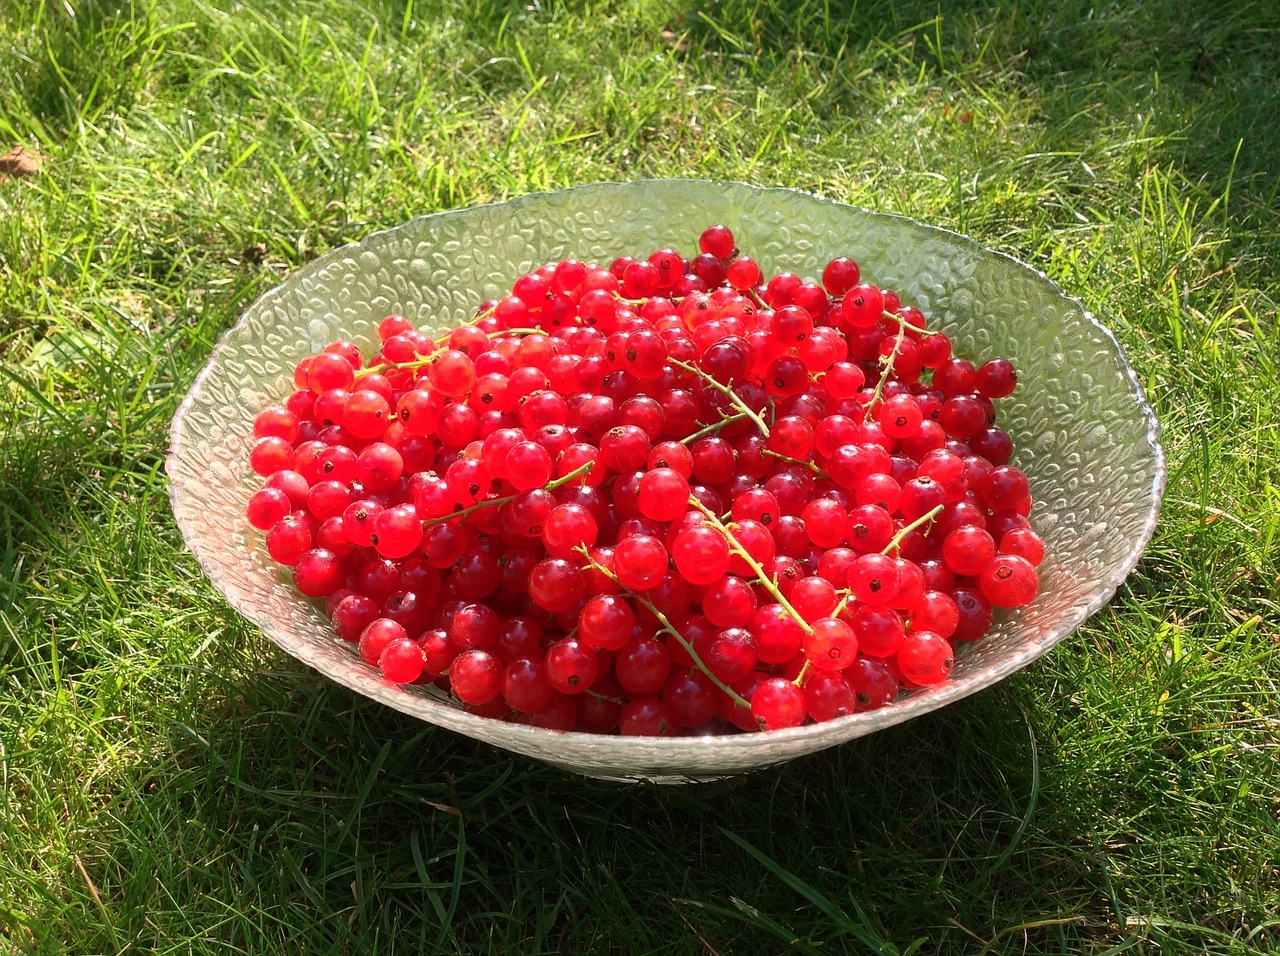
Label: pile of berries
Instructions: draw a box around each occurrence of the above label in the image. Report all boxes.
[244,225,1043,735]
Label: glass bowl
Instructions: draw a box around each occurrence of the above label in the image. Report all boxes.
[167,180,1165,783]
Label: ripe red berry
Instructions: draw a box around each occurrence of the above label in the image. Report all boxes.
[450,649,504,705]
[751,677,806,730]
[975,358,1018,398]
[979,554,1040,608]
[699,224,736,259]
[528,558,585,613]
[379,638,425,684]
[545,637,599,695]
[726,257,762,290]
[618,697,677,736]
[578,594,636,651]
[803,617,858,671]
[615,636,672,696]
[503,657,556,713]
[637,467,691,522]
[614,535,669,591]
[821,257,860,295]
[896,631,953,686]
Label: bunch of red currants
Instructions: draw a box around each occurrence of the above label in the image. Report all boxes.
[244,225,1043,734]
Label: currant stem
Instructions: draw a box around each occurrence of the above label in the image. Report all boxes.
[882,309,940,336]
[685,496,814,636]
[573,545,751,709]
[669,359,772,438]
[862,324,905,422]
[880,504,945,555]
[422,460,595,527]
[358,325,543,378]
[760,447,826,478]
[831,588,854,620]
[826,505,945,620]
[679,410,751,445]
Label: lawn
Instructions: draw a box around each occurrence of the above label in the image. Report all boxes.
[1,0,1278,953]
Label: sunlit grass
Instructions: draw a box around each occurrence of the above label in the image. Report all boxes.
[1,0,1277,952]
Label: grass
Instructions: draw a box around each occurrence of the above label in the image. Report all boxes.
[1,0,1277,952]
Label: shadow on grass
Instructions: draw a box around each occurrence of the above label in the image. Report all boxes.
[25,654,1078,953]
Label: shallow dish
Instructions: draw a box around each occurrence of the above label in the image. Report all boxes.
[168,180,1165,783]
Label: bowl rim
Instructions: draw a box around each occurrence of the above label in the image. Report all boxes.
[168,178,1167,760]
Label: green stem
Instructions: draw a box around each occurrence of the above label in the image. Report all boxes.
[574,546,750,708]
[358,325,544,378]
[883,309,941,336]
[881,504,945,555]
[679,410,751,445]
[760,447,826,478]
[862,324,905,422]
[669,358,772,438]
[686,497,813,636]
[422,460,594,527]
[827,505,945,617]
[586,687,627,705]
[831,587,855,620]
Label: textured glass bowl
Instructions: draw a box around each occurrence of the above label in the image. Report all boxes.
[168,180,1164,783]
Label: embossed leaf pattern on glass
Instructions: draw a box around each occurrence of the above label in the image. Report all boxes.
[168,181,1164,783]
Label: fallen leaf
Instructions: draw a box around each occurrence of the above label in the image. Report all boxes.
[956,110,974,124]
[0,146,44,182]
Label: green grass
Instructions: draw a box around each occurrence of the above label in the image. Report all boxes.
[1,0,1278,952]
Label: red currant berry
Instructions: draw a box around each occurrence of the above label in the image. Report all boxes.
[751,677,806,730]
[941,526,997,577]
[979,553,1040,608]
[502,657,556,713]
[379,638,425,684]
[614,535,669,591]
[578,594,636,651]
[847,656,899,710]
[975,358,1018,398]
[528,557,585,613]
[637,467,691,522]
[701,575,758,629]
[663,670,719,728]
[371,503,422,559]
[822,257,861,295]
[896,630,953,686]
[618,697,677,736]
[266,514,313,564]
[750,603,805,665]
[1000,527,1045,566]
[803,617,858,671]
[247,487,292,530]
[545,637,599,695]
[615,636,672,695]
[952,588,994,641]
[726,256,762,289]
[847,553,901,605]
[805,671,856,721]
[839,283,884,329]
[292,548,344,596]
[450,648,504,705]
[359,618,407,666]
